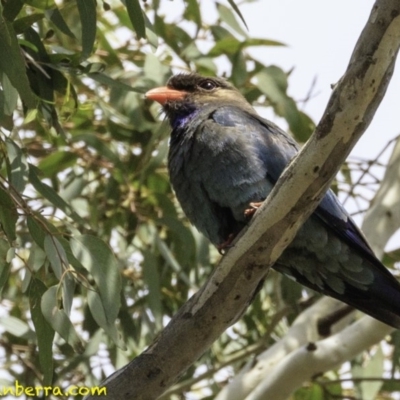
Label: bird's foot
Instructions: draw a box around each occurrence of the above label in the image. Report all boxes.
[217,234,236,255]
[244,202,263,218]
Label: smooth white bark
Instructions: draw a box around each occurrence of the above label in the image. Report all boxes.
[217,136,400,400]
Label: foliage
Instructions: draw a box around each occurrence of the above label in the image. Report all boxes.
[0,0,399,399]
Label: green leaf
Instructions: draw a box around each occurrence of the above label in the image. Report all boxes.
[70,134,122,166]
[5,138,29,193]
[0,238,11,296]
[2,0,24,22]
[247,38,286,47]
[87,71,142,93]
[0,15,37,108]
[28,164,86,225]
[155,233,191,286]
[217,3,247,37]
[0,187,18,242]
[55,236,86,273]
[59,176,87,202]
[292,111,315,142]
[6,247,14,263]
[27,215,46,248]
[194,57,218,75]
[22,264,32,293]
[0,316,35,339]
[209,37,284,57]
[87,290,125,349]
[255,65,288,101]
[211,25,232,41]
[41,285,84,353]
[184,0,202,30]
[38,151,78,177]
[142,250,162,325]
[358,346,385,400]
[45,7,75,38]
[29,278,55,386]
[153,18,192,54]
[44,235,69,280]
[143,13,158,49]
[158,216,196,264]
[226,0,248,30]
[390,328,400,376]
[62,272,75,317]
[76,0,97,60]
[1,72,18,115]
[381,379,400,392]
[255,66,313,140]
[123,0,146,39]
[293,383,324,400]
[13,13,45,34]
[383,247,400,266]
[27,243,47,272]
[231,49,247,87]
[25,0,55,10]
[0,89,14,130]
[70,235,121,325]
[143,53,170,86]
[23,28,52,102]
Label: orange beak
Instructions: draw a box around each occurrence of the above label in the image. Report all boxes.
[145,86,188,105]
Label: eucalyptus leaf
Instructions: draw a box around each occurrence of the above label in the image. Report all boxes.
[123,0,146,39]
[28,164,86,225]
[77,0,97,60]
[0,15,37,108]
[2,0,24,21]
[217,3,247,37]
[87,71,142,93]
[0,187,18,242]
[0,238,10,296]
[38,151,78,177]
[44,235,69,280]
[70,235,122,325]
[29,278,55,386]
[358,346,385,400]
[5,138,29,193]
[142,250,162,325]
[41,285,84,353]
[25,0,56,10]
[45,7,75,38]
[226,0,248,30]
[1,73,18,115]
[13,13,45,34]
[87,290,126,349]
[0,316,34,339]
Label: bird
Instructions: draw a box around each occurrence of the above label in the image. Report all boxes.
[146,72,400,329]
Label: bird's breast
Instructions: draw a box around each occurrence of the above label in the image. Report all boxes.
[167,114,273,244]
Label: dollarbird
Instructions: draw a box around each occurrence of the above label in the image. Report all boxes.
[146,72,400,329]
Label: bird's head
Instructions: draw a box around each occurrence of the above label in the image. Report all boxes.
[146,73,254,126]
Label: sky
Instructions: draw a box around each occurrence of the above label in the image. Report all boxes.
[239,0,400,159]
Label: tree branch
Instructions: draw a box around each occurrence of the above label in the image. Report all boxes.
[363,135,400,258]
[86,1,400,398]
[215,136,400,399]
[235,317,392,400]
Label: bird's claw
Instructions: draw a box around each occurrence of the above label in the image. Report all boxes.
[217,234,236,255]
[244,201,263,218]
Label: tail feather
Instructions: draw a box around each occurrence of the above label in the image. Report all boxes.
[277,260,400,329]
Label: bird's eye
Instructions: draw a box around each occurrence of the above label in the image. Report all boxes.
[198,80,217,91]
